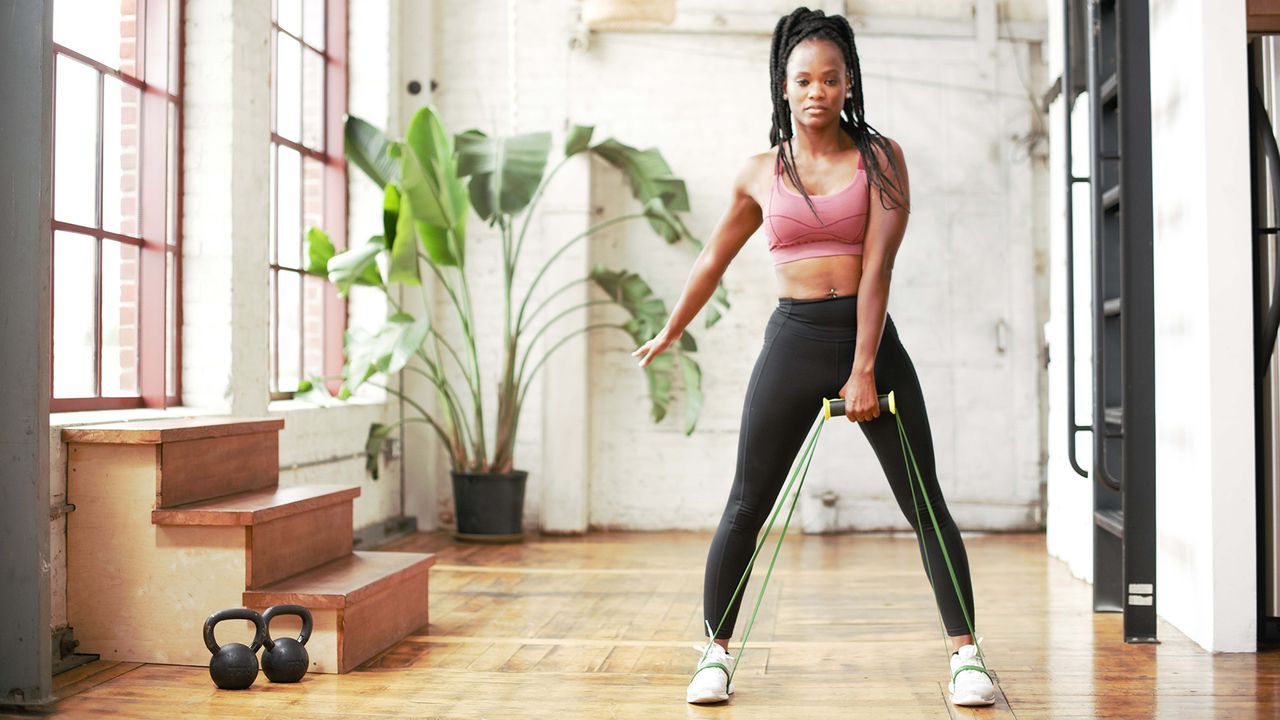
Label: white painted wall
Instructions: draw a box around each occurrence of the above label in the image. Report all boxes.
[1043,0,1094,585]
[1044,0,1256,652]
[1149,0,1255,653]
[402,0,1050,534]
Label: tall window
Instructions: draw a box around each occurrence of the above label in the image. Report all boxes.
[51,0,182,411]
[270,0,347,398]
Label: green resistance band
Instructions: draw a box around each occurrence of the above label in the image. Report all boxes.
[695,389,988,688]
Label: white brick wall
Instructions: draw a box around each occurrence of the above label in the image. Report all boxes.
[403,0,1050,533]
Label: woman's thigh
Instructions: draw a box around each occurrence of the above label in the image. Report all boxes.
[839,316,944,515]
[727,316,837,520]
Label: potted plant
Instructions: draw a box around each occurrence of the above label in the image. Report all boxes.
[298,104,730,541]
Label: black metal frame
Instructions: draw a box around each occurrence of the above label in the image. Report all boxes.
[1248,43,1280,647]
[1062,0,1158,643]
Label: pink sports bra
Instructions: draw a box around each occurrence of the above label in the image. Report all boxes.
[764,152,869,265]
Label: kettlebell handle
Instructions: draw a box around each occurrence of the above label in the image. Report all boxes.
[203,608,267,655]
[262,604,313,649]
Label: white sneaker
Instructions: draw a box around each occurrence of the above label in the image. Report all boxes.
[948,639,996,706]
[686,640,735,704]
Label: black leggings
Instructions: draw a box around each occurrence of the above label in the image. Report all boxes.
[703,294,976,639]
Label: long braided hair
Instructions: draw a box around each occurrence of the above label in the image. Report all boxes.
[769,7,909,222]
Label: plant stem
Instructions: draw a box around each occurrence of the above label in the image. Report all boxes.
[366,379,461,466]
[522,276,590,330]
[403,362,475,459]
[516,299,615,388]
[512,154,571,275]
[514,213,647,336]
[448,237,488,467]
[516,322,624,411]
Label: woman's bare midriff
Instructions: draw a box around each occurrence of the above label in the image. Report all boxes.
[774,254,863,300]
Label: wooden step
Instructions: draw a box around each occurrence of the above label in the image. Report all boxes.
[63,416,285,508]
[244,551,437,673]
[151,484,359,526]
[153,484,360,589]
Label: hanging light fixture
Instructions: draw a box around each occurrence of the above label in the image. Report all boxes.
[581,0,676,30]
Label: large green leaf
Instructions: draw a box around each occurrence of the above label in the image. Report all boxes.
[398,140,454,235]
[327,238,384,294]
[402,106,470,264]
[564,124,594,157]
[389,188,421,285]
[305,227,335,277]
[345,114,400,188]
[704,282,731,329]
[642,352,674,423]
[589,139,690,212]
[340,312,430,397]
[382,184,400,246]
[365,422,394,480]
[678,352,702,435]
[589,265,702,428]
[454,128,552,222]
[295,376,340,407]
[641,196,696,245]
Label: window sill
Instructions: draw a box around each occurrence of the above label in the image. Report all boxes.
[50,405,224,431]
[268,393,388,414]
[50,390,390,434]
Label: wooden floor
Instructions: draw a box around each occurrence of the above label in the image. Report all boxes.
[16,530,1280,719]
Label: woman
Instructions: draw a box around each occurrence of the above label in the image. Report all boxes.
[630,7,997,709]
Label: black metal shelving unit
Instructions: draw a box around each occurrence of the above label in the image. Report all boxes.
[1061,0,1158,643]
[1248,39,1280,648]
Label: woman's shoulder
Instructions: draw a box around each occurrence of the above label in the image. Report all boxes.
[866,135,906,166]
[729,149,779,204]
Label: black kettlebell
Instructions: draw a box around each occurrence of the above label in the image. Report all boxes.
[203,608,266,690]
[261,604,313,683]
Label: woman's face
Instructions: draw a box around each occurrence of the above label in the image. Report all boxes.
[783,38,851,129]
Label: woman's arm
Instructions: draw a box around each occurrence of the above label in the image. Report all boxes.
[634,156,764,368]
[842,137,910,421]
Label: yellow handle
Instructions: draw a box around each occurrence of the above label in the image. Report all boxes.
[823,390,896,420]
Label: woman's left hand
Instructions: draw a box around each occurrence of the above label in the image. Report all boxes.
[839,370,880,423]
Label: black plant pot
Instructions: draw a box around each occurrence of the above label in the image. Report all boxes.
[450,469,527,543]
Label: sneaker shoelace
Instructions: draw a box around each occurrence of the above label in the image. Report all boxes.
[952,636,992,682]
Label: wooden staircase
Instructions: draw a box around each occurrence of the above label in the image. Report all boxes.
[62,416,435,674]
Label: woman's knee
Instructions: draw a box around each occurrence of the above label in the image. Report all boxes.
[726,497,768,532]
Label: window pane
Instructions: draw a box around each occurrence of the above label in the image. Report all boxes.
[168,0,181,92]
[275,31,302,142]
[101,240,139,396]
[302,0,325,50]
[277,269,301,392]
[303,274,326,379]
[302,48,325,150]
[302,154,324,252]
[102,76,141,237]
[166,248,177,398]
[167,101,178,246]
[276,0,302,37]
[277,145,301,269]
[54,55,99,228]
[53,0,136,74]
[53,231,97,398]
[269,269,279,392]
[268,145,278,263]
